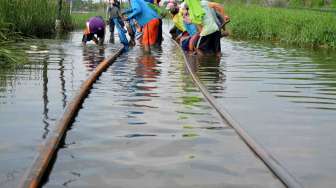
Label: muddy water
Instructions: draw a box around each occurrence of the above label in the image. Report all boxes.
[0,23,335,187]
[42,35,283,188]
[0,32,121,188]
[194,40,336,188]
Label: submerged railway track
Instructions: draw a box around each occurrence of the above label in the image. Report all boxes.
[169,36,303,188]
[19,34,303,188]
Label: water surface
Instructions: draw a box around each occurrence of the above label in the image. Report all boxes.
[1,24,335,187]
[195,39,336,188]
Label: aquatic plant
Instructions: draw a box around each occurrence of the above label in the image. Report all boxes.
[0,21,27,64]
[0,43,27,65]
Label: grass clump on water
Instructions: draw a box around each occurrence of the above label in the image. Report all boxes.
[225,3,336,48]
[0,21,27,65]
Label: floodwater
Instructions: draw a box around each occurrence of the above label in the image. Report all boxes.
[0,23,335,188]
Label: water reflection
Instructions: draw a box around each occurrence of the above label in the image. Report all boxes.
[59,56,67,109]
[126,51,161,125]
[0,39,78,187]
[220,40,336,110]
[42,58,50,139]
[186,54,226,98]
[174,52,224,132]
[2,29,336,188]
[42,31,284,188]
[0,68,18,101]
[82,46,105,71]
[135,54,160,94]
[41,44,69,139]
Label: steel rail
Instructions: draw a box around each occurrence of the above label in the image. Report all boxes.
[169,36,303,188]
[19,46,124,188]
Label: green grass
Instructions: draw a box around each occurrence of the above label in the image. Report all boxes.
[71,11,105,29]
[219,0,335,8]
[0,0,72,36]
[225,3,336,48]
[0,0,72,64]
[0,20,27,65]
[0,43,27,66]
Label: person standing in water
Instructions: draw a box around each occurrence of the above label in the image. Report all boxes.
[124,0,160,50]
[106,0,128,48]
[82,16,106,46]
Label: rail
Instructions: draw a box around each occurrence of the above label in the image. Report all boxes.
[19,46,124,188]
[169,36,303,188]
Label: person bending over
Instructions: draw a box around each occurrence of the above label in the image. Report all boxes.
[82,16,105,46]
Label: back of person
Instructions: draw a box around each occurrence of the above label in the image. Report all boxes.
[173,11,185,32]
[199,0,218,37]
[82,16,106,45]
[88,16,105,34]
[108,5,120,19]
[128,0,159,27]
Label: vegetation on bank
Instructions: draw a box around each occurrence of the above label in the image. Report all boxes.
[225,3,336,48]
[0,21,27,65]
[71,11,105,29]
[0,0,72,36]
[1,0,336,65]
[221,0,336,9]
[0,0,72,64]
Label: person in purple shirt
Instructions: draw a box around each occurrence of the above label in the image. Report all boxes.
[82,16,106,45]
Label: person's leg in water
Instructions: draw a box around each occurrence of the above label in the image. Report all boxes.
[96,29,105,46]
[131,20,143,41]
[113,18,129,50]
[196,31,221,56]
[109,18,115,43]
[125,19,142,46]
[142,18,159,51]
[118,18,127,33]
[126,20,136,46]
[157,18,163,45]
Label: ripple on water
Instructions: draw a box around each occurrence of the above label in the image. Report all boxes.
[40,31,285,188]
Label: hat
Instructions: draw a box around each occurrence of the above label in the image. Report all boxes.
[180,2,188,9]
[165,0,178,9]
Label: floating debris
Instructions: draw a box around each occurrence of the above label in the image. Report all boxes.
[123,134,156,138]
[183,125,194,129]
[182,133,199,138]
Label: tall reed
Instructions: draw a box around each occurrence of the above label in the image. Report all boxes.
[0,0,72,64]
[0,19,27,64]
[0,0,72,36]
[220,0,335,8]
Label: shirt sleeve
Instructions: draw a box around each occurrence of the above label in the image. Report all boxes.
[127,0,142,20]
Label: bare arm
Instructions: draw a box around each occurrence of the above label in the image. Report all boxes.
[208,2,225,18]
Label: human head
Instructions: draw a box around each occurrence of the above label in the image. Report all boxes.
[180,2,188,15]
[166,0,179,15]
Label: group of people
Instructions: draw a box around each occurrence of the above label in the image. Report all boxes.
[168,0,229,55]
[82,0,229,55]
